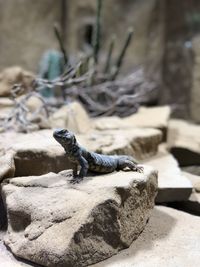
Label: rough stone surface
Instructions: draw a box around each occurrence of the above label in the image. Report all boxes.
[143,146,192,203]
[49,101,91,134]
[0,66,35,96]
[0,150,15,182]
[0,128,161,177]
[167,119,200,166]
[2,167,157,267]
[91,206,200,267]
[94,106,170,140]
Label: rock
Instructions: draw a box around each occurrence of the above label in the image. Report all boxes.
[0,128,161,177]
[91,206,200,267]
[123,106,170,140]
[25,95,51,130]
[0,98,13,108]
[11,130,73,177]
[87,129,162,161]
[2,167,157,267]
[94,106,170,141]
[191,35,200,123]
[0,130,73,177]
[0,67,35,96]
[144,146,192,203]
[0,151,15,182]
[182,171,200,192]
[49,102,91,134]
[167,119,200,166]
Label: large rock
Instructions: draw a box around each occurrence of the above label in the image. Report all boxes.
[0,128,161,177]
[94,106,170,140]
[2,167,157,267]
[144,146,192,203]
[91,206,200,267]
[0,67,35,96]
[167,119,200,166]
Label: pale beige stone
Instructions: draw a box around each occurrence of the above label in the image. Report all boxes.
[144,146,192,203]
[0,67,35,96]
[49,101,91,134]
[167,119,200,166]
[2,166,157,267]
[0,98,13,109]
[94,106,170,140]
[91,206,200,267]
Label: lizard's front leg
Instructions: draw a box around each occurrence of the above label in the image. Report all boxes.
[71,156,89,184]
[118,159,143,173]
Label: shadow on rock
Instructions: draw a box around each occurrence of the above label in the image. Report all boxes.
[92,206,176,267]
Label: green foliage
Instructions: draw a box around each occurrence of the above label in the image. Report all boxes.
[39,50,65,97]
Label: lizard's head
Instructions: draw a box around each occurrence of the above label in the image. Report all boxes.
[53,129,75,148]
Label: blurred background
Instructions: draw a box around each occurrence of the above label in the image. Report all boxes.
[1,0,200,121]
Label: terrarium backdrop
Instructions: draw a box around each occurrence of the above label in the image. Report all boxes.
[0,0,200,121]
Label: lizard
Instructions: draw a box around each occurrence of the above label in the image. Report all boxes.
[53,129,143,183]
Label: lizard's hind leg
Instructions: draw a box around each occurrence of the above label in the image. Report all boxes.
[118,159,143,173]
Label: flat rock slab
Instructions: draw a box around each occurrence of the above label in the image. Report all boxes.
[0,128,161,178]
[91,206,200,267]
[167,119,200,166]
[94,106,170,140]
[1,167,157,267]
[143,147,192,203]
